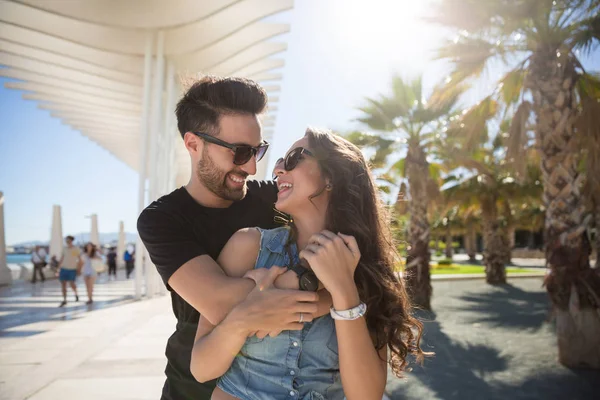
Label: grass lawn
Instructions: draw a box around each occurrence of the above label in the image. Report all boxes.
[430,264,538,275]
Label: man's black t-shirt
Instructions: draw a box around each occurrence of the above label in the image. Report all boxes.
[137,180,278,400]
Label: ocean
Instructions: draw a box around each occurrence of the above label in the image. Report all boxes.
[6,254,32,264]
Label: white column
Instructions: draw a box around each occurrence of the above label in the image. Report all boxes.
[0,192,12,285]
[135,32,154,300]
[117,221,126,268]
[89,214,100,247]
[162,61,176,197]
[167,77,181,193]
[146,31,166,299]
[49,205,63,262]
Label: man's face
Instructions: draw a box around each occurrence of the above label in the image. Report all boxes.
[65,238,73,246]
[196,114,263,202]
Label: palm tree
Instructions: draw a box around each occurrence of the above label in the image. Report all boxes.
[443,162,516,284]
[431,0,600,367]
[354,76,462,310]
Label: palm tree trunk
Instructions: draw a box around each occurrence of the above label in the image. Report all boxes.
[500,228,512,266]
[466,223,477,262]
[502,203,514,265]
[528,53,600,368]
[404,144,432,310]
[595,210,599,270]
[444,228,453,259]
[481,198,506,284]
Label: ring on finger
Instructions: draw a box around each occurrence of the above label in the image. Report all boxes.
[299,313,304,323]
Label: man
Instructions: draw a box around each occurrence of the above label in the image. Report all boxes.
[124,245,135,279]
[106,247,117,280]
[30,245,47,283]
[138,76,338,400]
[58,235,81,307]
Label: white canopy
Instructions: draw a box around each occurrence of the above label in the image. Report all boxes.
[0,0,292,298]
[0,0,291,184]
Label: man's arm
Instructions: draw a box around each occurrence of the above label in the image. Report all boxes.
[138,208,318,327]
[168,228,261,325]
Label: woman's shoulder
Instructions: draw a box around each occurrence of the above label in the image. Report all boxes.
[256,226,290,243]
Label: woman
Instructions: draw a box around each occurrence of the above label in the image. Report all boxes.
[191,128,425,399]
[81,242,100,304]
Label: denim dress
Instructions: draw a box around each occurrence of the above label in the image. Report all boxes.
[217,227,345,400]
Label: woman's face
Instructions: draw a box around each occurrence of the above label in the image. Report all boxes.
[273,136,328,215]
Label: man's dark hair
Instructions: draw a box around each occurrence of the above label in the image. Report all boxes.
[175,75,268,138]
[65,235,74,241]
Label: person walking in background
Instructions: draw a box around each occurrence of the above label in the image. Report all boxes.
[106,247,117,280]
[58,235,81,307]
[30,245,47,283]
[49,255,59,277]
[124,245,135,279]
[81,242,101,304]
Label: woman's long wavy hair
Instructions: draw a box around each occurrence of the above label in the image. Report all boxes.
[285,127,426,377]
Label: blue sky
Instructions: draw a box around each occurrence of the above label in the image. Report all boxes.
[1,0,598,245]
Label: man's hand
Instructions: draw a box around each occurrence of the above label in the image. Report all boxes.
[224,266,319,336]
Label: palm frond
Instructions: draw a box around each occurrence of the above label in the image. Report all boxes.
[501,68,527,105]
[568,12,600,54]
[357,98,394,131]
[388,158,407,178]
[506,101,533,179]
[427,0,499,32]
[428,81,468,118]
[437,38,496,82]
[576,72,600,199]
[449,96,498,151]
[391,76,416,116]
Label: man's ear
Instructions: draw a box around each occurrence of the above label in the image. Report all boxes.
[183,132,202,154]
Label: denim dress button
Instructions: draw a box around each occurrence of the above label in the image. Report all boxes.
[289,390,295,396]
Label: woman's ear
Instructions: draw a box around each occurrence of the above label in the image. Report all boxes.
[325,182,333,191]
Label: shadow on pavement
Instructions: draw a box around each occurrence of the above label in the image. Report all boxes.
[0,276,136,337]
[390,311,510,400]
[455,283,551,331]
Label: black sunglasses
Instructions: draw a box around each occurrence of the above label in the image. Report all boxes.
[273,147,314,180]
[193,132,269,165]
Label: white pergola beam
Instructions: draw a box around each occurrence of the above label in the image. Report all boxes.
[59,116,140,129]
[0,39,142,84]
[223,58,285,77]
[247,72,283,82]
[163,0,293,55]
[0,68,141,102]
[202,42,287,76]
[50,110,139,124]
[172,23,290,70]
[0,52,142,95]
[36,101,138,117]
[5,81,140,105]
[21,92,142,113]
[0,21,143,73]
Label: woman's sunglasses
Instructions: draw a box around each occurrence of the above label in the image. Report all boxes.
[273,147,314,180]
[193,132,269,165]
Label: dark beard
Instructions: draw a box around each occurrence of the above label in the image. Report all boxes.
[196,150,247,202]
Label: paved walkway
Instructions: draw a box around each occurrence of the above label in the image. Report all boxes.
[388,278,600,400]
[1,276,598,400]
[0,272,172,400]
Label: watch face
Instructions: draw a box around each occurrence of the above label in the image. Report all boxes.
[300,272,319,292]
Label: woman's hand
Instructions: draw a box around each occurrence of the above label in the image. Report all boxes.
[299,231,361,298]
